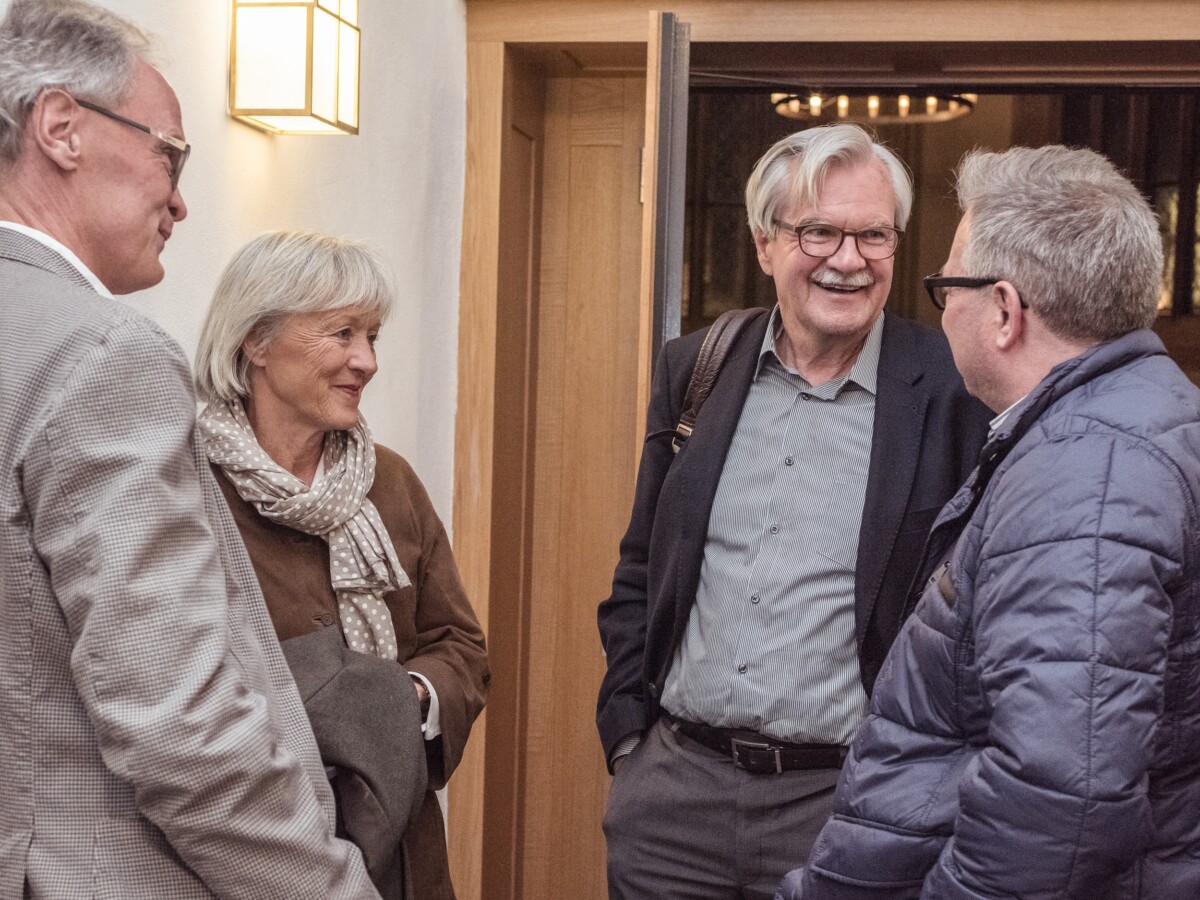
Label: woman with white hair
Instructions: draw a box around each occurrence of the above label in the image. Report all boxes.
[196,231,488,900]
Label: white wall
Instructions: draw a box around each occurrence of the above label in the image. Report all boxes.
[7,0,468,521]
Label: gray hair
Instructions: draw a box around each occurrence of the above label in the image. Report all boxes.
[745,123,914,239]
[0,0,153,169]
[195,231,396,403]
[955,145,1161,343]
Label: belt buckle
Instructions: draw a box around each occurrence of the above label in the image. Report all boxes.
[730,737,782,774]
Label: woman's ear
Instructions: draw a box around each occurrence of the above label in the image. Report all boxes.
[242,328,268,367]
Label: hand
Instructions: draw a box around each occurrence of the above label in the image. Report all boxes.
[411,677,431,721]
[412,679,430,705]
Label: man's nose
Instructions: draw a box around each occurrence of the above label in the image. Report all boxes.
[170,185,187,221]
[826,231,867,268]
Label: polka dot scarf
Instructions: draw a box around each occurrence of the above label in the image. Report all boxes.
[198,399,409,659]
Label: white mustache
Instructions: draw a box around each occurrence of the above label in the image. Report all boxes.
[812,269,875,290]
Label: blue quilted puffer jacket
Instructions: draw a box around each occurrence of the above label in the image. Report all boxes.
[779,330,1200,899]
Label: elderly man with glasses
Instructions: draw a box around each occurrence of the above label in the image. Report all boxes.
[0,1,379,897]
[778,146,1200,899]
[596,123,992,899]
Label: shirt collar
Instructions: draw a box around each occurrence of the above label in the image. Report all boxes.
[0,221,113,298]
[988,393,1028,439]
[755,304,884,396]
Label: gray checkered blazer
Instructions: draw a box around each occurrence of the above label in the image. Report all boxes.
[0,230,380,899]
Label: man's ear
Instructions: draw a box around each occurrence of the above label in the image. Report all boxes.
[754,230,774,276]
[27,89,83,174]
[992,281,1025,351]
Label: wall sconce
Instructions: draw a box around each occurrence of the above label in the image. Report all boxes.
[229,0,360,135]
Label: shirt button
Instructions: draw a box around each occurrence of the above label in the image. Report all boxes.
[769,524,780,534]
[737,663,748,674]
[801,393,811,401]
[751,593,761,604]
[784,455,794,466]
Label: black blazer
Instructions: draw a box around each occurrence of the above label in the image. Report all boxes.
[596,311,992,765]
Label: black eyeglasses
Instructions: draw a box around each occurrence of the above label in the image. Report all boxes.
[76,98,190,191]
[924,273,999,310]
[772,219,903,260]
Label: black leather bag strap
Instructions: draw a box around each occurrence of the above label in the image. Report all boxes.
[672,307,766,454]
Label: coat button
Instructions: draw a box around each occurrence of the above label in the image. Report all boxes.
[648,681,659,698]
[320,613,335,626]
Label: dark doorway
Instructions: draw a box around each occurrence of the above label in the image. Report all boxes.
[683,88,1200,384]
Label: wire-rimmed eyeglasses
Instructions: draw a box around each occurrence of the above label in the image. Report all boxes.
[76,98,190,191]
[772,219,902,260]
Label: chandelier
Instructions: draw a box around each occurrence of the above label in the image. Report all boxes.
[771,92,976,125]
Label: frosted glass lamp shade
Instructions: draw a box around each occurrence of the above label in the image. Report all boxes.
[229,0,360,135]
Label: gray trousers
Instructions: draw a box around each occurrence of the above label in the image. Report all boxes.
[603,717,840,900]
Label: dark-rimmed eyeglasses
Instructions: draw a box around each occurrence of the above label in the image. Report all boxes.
[76,98,190,191]
[772,219,902,260]
[924,273,996,310]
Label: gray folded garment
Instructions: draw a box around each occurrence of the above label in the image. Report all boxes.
[281,624,427,900]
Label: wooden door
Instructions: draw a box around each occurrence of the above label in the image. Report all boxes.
[519,16,691,897]
[519,71,647,899]
[451,14,691,899]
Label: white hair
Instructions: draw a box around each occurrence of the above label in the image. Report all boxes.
[956,144,1161,342]
[0,0,154,169]
[195,231,397,403]
[745,123,913,239]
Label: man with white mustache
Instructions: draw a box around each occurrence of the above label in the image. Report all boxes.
[597,123,992,899]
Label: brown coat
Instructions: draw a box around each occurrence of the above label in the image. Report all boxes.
[214,445,488,900]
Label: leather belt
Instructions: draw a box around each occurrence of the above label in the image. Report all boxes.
[665,714,848,774]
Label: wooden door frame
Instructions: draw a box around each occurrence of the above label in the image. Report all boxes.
[449,40,543,900]
[451,5,1200,898]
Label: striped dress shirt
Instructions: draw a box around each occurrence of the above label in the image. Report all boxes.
[660,307,883,746]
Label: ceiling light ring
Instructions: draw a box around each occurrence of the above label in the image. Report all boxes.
[771,90,976,125]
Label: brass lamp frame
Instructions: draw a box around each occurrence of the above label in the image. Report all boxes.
[228,0,361,135]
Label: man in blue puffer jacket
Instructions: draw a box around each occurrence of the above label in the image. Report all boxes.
[777,144,1200,899]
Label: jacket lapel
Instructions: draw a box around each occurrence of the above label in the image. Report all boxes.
[674,312,771,630]
[854,314,928,646]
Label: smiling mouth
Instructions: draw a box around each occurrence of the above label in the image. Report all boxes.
[815,282,867,294]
